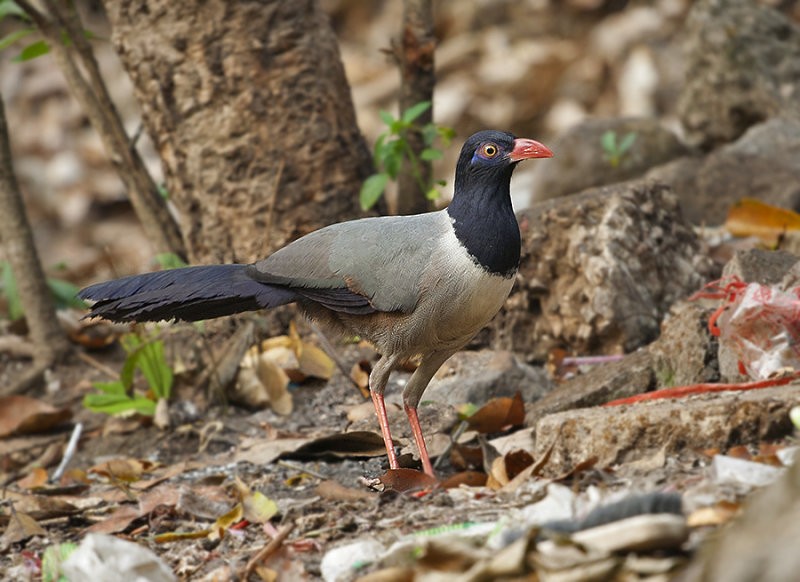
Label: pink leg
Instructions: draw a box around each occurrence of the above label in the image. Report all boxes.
[405,404,435,476]
[371,390,399,470]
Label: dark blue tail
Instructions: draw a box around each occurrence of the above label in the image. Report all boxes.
[78,265,297,322]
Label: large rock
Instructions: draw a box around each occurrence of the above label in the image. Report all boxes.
[647,118,800,224]
[529,117,687,202]
[490,180,715,359]
[533,385,799,476]
[678,0,800,149]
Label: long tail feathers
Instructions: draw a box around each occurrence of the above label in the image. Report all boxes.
[78,265,297,322]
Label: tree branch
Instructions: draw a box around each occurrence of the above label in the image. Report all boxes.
[16,0,186,260]
[0,96,70,392]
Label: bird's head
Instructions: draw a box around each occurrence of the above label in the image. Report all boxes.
[454,130,553,195]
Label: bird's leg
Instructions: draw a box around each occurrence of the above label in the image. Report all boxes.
[402,350,456,477]
[369,355,401,470]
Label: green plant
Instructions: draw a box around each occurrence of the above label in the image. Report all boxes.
[0,261,86,320]
[154,252,188,270]
[84,332,173,416]
[601,130,637,169]
[0,0,103,61]
[360,101,455,210]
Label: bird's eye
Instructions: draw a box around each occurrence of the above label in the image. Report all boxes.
[481,143,499,158]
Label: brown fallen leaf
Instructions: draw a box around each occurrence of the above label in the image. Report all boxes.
[440,471,487,489]
[1,512,46,545]
[315,479,374,502]
[0,396,71,438]
[350,360,372,398]
[285,431,387,460]
[725,198,800,246]
[466,393,525,434]
[378,468,438,493]
[89,458,160,483]
[687,500,741,527]
[16,467,49,490]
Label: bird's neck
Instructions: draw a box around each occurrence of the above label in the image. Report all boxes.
[446,179,521,277]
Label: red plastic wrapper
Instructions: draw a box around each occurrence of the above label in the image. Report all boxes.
[695,278,800,380]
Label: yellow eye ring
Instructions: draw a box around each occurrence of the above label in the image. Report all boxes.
[481,143,498,158]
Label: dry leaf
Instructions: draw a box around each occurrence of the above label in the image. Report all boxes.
[350,360,371,398]
[89,458,158,483]
[17,467,49,490]
[687,500,741,527]
[315,479,374,502]
[725,198,800,245]
[286,431,387,460]
[257,357,292,415]
[0,396,71,437]
[2,512,46,545]
[440,471,487,489]
[378,468,438,493]
[209,502,244,540]
[297,343,334,380]
[466,393,525,434]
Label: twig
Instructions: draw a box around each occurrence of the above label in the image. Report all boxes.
[15,0,185,259]
[75,351,119,380]
[276,459,327,480]
[50,423,83,483]
[242,522,295,578]
[0,336,36,358]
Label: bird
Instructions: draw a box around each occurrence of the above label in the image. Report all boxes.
[79,130,553,476]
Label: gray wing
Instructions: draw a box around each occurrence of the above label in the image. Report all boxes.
[248,211,449,313]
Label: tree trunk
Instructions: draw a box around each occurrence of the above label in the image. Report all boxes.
[102,0,372,264]
[0,96,70,379]
[396,0,436,216]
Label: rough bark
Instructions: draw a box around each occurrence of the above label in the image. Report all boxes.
[16,0,186,260]
[396,0,436,215]
[103,0,372,264]
[0,96,70,387]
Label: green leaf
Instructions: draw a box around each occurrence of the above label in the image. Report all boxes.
[42,542,78,582]
[389,119,407,135]
[618,132,637,155]
[154,252,187,270]
[47,278,86,310]
[425,187,440,201]
[601,130,617,154]
[14,39,49,61]
[0,27,32,50]
[83,392,156,416]
[378,110,395,127]
[420,148,443,161]
[157,184,170,199]
[359,173,389,210]
[91,380,127,396]
[1,261,22,320]
[437,126,455,144]
[401,101,431,124]
[384,147,402,179]
[137,339,173,399]
[0,1,26,20]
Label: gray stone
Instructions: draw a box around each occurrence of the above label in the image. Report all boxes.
[529,117,687,202]
[647,118,800,225]
[424,349,551,406]
[678,0,800,149]
[490,180,715,359]
[533,385,800,477]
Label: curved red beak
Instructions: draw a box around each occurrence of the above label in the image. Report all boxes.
[509,138,554,162]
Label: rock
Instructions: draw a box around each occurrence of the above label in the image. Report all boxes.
[722,248,800,286]
[678,0,800,149]
[526,350,654,427]
[533,384,799,477]
[648,301,719,388]
[492,180,715,359]
[684,449,800,582]
[648,118,800,225]
[529,117,687,202]
[424,350,552,406]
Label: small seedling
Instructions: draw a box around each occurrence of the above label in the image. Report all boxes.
[0,261,86,321]
[360,101,455,210]
[84,332,173,417]
[601,130,637,169]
